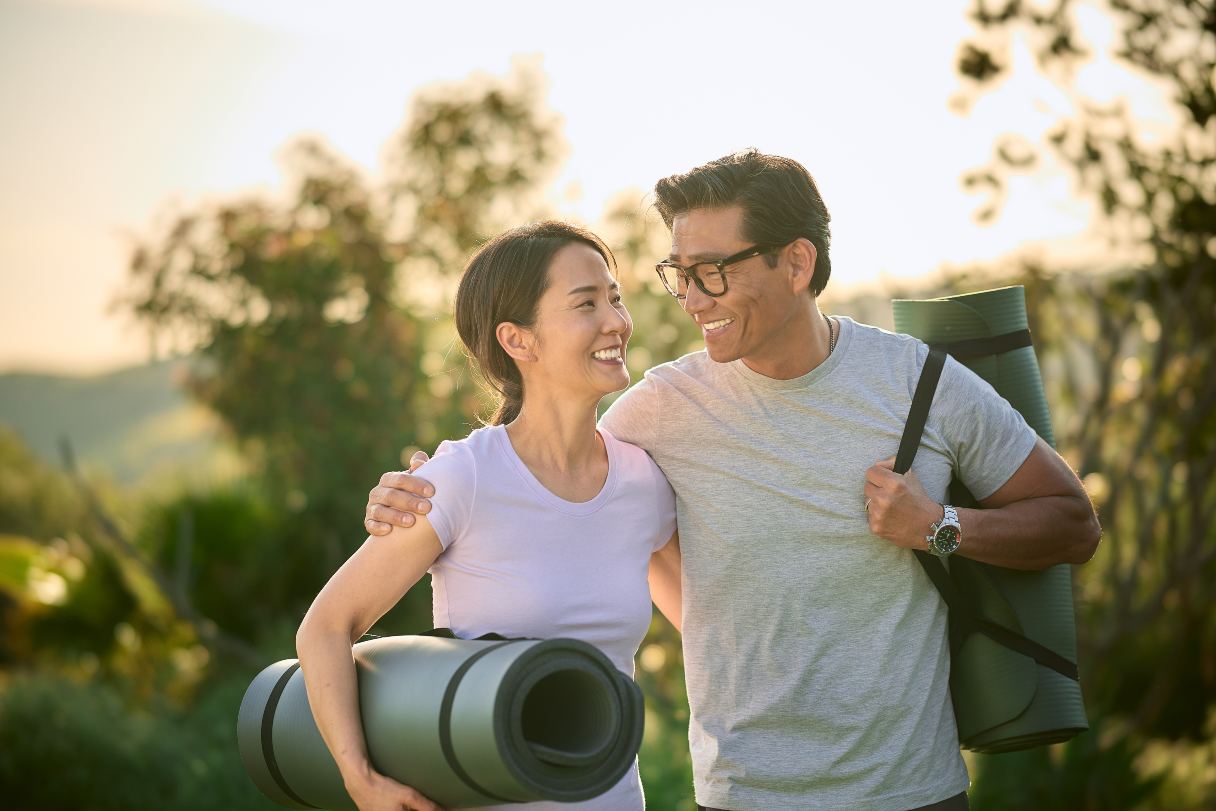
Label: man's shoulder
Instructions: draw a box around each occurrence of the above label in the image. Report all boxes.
[644,348,716,382]
[618,349,715,401]
[843,317,926,362]
[599,350,715,449]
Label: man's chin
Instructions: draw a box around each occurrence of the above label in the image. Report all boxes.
[703,343,741,365]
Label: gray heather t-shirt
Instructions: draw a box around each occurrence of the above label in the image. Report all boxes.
[599,316,1037,811]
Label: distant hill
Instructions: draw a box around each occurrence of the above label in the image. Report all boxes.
[0,357,237,486]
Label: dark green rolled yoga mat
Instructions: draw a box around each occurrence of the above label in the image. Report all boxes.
[893,285,1089,754]
[237,634,643,809]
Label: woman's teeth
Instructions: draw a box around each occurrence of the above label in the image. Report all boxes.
[592,348,622,361]
[703,318,734,331]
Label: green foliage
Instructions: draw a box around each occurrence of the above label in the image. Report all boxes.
[969,720,1166,811]
[0,671,278,810]
[120,138,429,548]
[0,425,85,539]
[952,2,1216,804]
[386,60,564,289]
[637,618,696,811]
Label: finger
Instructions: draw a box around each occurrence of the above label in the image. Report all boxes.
[377,472,436,497]
[874,456,896,470]
[865,464,901,487]
[368,504,416,529]
[399,787,442,811]
[408,451,430,472]
[370,485,432,514]
[363,517,394,536]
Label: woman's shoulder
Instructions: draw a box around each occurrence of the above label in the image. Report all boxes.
[434,424,509,459]
[422,424,501,479]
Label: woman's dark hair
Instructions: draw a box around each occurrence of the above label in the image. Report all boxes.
[455,220,615,425]
[653,149,832,295]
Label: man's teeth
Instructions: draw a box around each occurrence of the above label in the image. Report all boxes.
[703,318,735,330]
[593,348,622,361]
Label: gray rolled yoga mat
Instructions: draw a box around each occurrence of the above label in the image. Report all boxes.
[893,285,1089,753]
[238,634,644,809]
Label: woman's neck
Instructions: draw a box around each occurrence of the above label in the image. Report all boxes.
[504,390,604,476]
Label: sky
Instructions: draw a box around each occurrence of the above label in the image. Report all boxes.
[0,0,1175,374]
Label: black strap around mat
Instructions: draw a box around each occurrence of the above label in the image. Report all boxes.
[436,640,517,803]
[899,347,1079,682]
[262,662,317,808]
[931,329,1032,359]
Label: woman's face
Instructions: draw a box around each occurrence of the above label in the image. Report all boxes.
[522,241,633,400]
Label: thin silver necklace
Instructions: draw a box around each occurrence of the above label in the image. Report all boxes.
[823,312,837,355]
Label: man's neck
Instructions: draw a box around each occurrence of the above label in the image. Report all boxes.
[740,306,834,380]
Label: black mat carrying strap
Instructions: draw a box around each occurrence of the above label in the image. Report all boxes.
[900,347,1079,682]
[931,329,1032,359]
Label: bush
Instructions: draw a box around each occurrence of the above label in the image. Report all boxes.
[0,670,277,810]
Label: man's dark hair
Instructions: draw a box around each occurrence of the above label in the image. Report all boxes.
[653,149,832,295]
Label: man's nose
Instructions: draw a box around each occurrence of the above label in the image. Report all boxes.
[682,281,712,316]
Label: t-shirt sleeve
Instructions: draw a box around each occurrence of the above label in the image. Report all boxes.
[599,374,663,453]
[414,440,477,550]
[931,354,1039,501]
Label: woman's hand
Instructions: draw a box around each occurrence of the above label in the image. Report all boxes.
[344,764,447,811]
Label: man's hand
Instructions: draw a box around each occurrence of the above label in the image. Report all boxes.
[364,450,435,536]
[864,456,942,550]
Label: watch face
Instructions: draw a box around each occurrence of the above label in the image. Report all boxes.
[933,525,961,555]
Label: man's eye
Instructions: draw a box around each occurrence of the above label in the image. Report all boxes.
[579,300,595,308]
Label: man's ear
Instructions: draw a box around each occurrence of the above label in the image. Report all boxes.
[786,238,817,296]
[496,321,536,364]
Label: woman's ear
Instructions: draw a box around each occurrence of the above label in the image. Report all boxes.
[496,321,536,364]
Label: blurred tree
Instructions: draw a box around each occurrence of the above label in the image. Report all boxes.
[954,1,1215,806]
[120,138,425,554]
[117,64,565,612]
[385,59,564,296]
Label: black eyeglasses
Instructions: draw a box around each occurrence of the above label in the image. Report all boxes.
[655,243,785,299]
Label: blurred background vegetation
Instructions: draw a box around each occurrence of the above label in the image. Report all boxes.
[1,0,1213,808]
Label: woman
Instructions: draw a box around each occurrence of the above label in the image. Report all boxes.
[295,221,681,811]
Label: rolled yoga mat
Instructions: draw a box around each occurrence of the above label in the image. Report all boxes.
[237,633,644,809]
[893,285,1089,754]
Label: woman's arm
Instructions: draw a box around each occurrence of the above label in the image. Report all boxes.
[295,519,446,811]
[648,531,682,632]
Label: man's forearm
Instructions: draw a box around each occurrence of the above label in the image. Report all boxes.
[955,494,1100,570]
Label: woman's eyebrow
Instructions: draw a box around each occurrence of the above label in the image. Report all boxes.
[567,282,620,296]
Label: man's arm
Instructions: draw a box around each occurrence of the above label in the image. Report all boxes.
[366,372,666,535]
[865,437,1101,571]
[648,532,682,631]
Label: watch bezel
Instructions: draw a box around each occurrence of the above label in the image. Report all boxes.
[927,504,962,557]
[930,524,961,556]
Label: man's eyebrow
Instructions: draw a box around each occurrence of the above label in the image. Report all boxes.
[567,281,620,295]
[668,252,728,263]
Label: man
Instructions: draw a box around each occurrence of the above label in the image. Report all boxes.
[364,150,1100,810]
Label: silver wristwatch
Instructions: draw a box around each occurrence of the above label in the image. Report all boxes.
[926,504,962,557]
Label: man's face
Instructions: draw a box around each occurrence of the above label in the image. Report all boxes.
[669,205,799,367]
